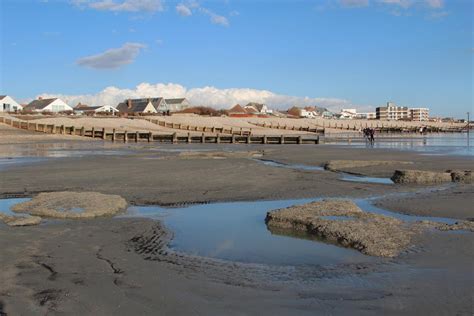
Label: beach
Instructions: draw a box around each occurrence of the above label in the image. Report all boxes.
[0,122,473,315]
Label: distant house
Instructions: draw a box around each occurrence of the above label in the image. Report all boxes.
[24,97,72,113]
[227,104,247,115]
[244,102,272,114]
[116,98,158,114]
[340,108,357,119]
[0,95,23,112]
[165,98,190,112]
[74,103,118,115]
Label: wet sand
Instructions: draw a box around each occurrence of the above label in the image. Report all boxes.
[0,125,473,315]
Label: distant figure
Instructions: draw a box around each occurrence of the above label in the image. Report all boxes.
[362,127,375,146]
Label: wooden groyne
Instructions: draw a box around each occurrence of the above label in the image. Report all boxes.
[314,121,466,133]
[248,122,325,134]
[143,118,253,136]
[0,117,319,145]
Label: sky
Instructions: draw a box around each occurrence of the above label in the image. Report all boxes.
[0,0,472,117]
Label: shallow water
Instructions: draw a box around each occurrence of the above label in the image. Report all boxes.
[0,198,31,216]
[328,133,473,157]
[0,195,461,266]
[126,199,374,266]
[124,197,461,266]
[256,159,393,184]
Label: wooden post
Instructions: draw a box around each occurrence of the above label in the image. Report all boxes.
[148,132,152,142]
[135,131,139,142]
[61,125,65,135]
[231,134,235,144]
[263,135,267,144]
[71,126,75,135]
[80,127,85,136]
[91,127,95,138]
[172,132,177,144]
[297,136,302,144]
[280,135,285,144]
[124,131,128,143]
[187,132,191,143]
[201,133,205,143]
[51,124,56,134]
[112,129,116,142]
[246,135,251,144]
[102,128,106,140]
[34,123,38,132]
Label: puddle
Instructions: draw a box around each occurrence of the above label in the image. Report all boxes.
[0,198,31,216]
[341,174,394,184]
[256,159,324,171]
[256,159,393,184]
[125,199,374,266]
[123,197,463,266]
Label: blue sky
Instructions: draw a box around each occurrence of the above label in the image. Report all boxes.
[0,0,472,117]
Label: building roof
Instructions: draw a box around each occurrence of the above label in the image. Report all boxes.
[117,98,165,113]
[228,104,247,114]
[25,98,58,110]
[165,98,187,105]
[245,102,265,112]
[0,95,6,101]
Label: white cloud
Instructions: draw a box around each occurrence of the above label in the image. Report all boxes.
[425,0,443,9]
[378,0,414,8]
[339,0,369,8]
[76,42,146,69]
[176,3,192,16]
[35,82,353,111]
[73,0,163,12]
[199,8,229,27]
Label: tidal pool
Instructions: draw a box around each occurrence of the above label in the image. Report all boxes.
[255,158,393,184]
[124,197,460,266]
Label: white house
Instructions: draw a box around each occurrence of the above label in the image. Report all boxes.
[165,98,190,112]
[245,102,272,114]
[24,97,72,113]
[74,105,119,115]
[0,95,23,112]
[340,108,357,119]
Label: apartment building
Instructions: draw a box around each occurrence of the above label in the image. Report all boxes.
[376,102,409,120]
[409,108,429,121]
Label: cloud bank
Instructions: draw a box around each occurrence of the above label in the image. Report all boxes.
[36,82,353,111]
[76,42,146,69]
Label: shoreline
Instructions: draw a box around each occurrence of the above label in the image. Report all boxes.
[0,125,473,315]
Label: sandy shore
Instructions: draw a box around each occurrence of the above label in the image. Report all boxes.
[0,125,473,315]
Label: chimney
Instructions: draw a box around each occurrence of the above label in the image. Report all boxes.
[38,96,43,100]
[127,99,132,109]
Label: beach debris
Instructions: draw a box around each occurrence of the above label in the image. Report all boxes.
[11,191,127,219]
[0,213,42,226]
[391,169,472,184]
[265,199,414,257]
[415,220,474,232]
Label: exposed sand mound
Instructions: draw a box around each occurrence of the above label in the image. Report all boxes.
[416,220,474,232]
[265,199,414,257]
[0,213,42,226]
[391,170,453,184]
[324,160,412,172]
[447,170,473,184]
[11,192,128,219]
